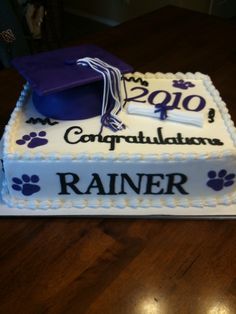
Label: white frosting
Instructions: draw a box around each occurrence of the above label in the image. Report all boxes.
[2,73,236,209]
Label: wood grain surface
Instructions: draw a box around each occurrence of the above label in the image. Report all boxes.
[0,6,236,314]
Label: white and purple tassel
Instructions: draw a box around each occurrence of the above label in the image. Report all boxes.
[77,57,125,133]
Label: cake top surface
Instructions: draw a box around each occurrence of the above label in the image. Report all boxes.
[4,72,236,160]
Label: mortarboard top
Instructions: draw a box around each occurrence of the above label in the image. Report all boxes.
[12,44,133,121]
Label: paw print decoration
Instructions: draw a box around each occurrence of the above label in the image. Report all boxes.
[16,131,48,148]
[12,174,40,196]
[207,169,235,191]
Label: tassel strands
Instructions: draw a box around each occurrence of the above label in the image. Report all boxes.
[77,57,125,133]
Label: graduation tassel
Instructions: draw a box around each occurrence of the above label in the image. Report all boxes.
[77,57,125,133]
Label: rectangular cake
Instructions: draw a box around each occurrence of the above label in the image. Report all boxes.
[1,72,236,209]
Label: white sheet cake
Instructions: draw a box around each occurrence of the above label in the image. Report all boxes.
[1,72,236,209]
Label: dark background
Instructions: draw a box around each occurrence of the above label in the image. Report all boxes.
[1,0,236,68]
[0,3,236,314]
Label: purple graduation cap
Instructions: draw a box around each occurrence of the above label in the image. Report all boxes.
[12,44,133,132]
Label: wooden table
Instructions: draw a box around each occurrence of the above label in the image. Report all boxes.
[0,6,236,313]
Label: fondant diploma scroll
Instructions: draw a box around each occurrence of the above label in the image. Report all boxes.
[127,102,204,127]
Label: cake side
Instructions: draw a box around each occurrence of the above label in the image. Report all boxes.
[2,73,236,209]
[2,155,236,209]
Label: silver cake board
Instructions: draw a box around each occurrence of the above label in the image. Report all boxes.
[1,139,236,218]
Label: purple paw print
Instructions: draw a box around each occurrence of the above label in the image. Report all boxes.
[12,174,40,196]
[207,170,235,191]
[16,131,48,148]
[172,79,195,90]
